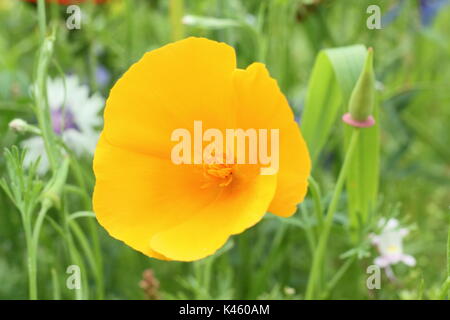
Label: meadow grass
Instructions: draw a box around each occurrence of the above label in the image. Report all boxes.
[0,0,449,300]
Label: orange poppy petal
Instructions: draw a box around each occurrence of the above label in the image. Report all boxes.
[150,167,277,261]
[103,37,237,159]
[94,38,312,262]
[232,63,311,217]
[93,135,221,258]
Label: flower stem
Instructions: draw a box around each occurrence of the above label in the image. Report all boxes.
[34,31,59,173]
[320,256,355,299]
[28,201,51,300]
[37,0,47,40]
[308,176,324,231]
[125,0,135,65]
[305,129,360,300]
[169,0,185,41]
[51,268,61,300]
[66,152,105,299]
[23,221,34,299]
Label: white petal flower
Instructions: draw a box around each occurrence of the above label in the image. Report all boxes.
[22,75,104,174]
[371,218,415,268]
[22,136,49,175]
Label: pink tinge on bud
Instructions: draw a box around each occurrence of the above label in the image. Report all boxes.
[342,113,375,128]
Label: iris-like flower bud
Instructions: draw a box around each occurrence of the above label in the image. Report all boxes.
[343,48,376,128]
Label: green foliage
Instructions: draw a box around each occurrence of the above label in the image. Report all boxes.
[0,0,449,300]
[302,44,367,165]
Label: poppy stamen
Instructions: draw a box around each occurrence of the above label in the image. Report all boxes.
[201,152,235,188]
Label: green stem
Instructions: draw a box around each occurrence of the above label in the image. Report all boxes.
[125,0,135,65]
[28,201,51,300]
[69,219,103,299]
[300,205,316,255]
[67,151,105,299]
[251,224,287,298]
[169,0,185,41]
[83,2,98,93]
[24,223,34,299]
[308,176,324,231]
[439,277,450,300]
[34,32,59,173]
[63,210,87,300]
[320,257,355,299]
[37,0,47,40]
[305,129,360,300]
[51,268,61,300]
[202,258,213,298]
[88,41,98,93]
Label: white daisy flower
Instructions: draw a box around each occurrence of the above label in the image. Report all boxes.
[22,75,104,175]
[370,218,416,268]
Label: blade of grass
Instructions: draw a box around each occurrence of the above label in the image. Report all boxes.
[305,129,360,299]
[345,105,380,240]
[169,0,185,41]
[302,45,366,164]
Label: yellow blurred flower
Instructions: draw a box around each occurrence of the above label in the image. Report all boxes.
[0,0,13,11]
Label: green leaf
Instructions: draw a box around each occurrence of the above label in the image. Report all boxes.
[302,45,380,240]
[68,211,96,221]
[302,45,367,164]
[344,105,380,238]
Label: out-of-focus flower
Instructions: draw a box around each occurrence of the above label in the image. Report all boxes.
[284,287,296,296]
[9,119,29,133]
[371,218,416,268]
[0,0,13,11]
[381,0,407,26]
[420,0,449,26]
[22,75,103,174]
[93,37,311,262]
[382,0,449,27]
[139,269,160,300]
[22,0,108,4]
[95,65,111,88]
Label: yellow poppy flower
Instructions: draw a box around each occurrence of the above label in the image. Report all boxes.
[92,37,311,261]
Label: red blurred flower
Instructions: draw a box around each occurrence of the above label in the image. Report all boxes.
[22,0,108,4]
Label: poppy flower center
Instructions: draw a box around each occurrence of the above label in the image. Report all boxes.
[204,162,234,187]
[201,152,235,188]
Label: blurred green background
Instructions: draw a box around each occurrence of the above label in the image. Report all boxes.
[0,0,449,300]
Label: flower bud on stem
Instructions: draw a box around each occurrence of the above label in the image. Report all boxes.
[343,48,376,128]
[9,119,41,135]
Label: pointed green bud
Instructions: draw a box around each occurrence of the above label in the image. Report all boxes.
[9,118,41,135]
[348,48,375,122]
